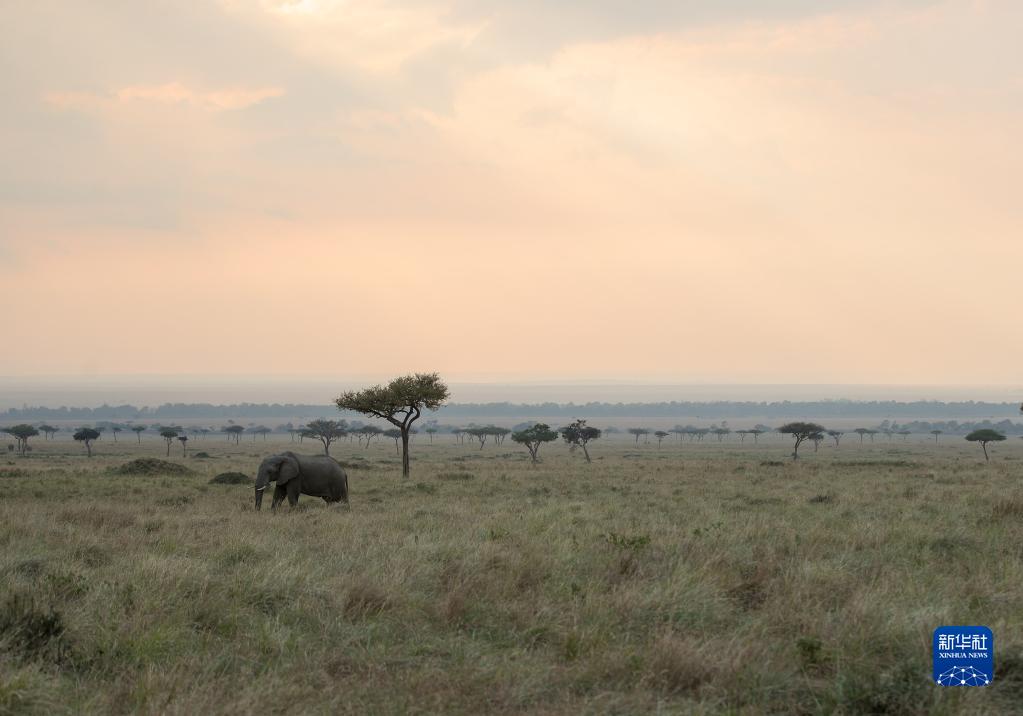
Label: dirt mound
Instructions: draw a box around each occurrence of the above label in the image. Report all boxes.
[191,452,212,459]
[209,472,252,485]
[113,458,194,476]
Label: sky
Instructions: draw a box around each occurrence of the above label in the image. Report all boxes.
[2,0,1022,386]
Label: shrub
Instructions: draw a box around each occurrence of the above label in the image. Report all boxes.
[112,459,193,476]
[209,472,252,485]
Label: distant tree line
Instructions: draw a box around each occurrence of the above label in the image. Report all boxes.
[4,399,1023,422]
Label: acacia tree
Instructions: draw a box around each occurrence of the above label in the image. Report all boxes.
[160,428,179,457]
[425,427,438,444]
[654,430,669,447]
[777,422,826,460]
[250,426,271,442]
[827,430,843,447]
[224,425,244,444]
[560,419,601,463]
[178,435,188,456]
[4,425,39,456]
[39,424,58,441]
[73,428,100,457]
[301,419,348,455]
[749,428,765,444]
[930,429,943,444]
[628,428,649,445]
[384,428,402,455]
[466,427,491,450]
[111,425,122,442]
[853,428,870,444]
[712,427,731,442]
[132,425,147,444]
[336,373,449,479]
[966,429,1005,461]
[357,425,383,448]
[512,423,560,463]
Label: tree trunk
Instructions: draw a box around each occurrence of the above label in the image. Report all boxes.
[401,430,411,478]
[166,441,171,457]
[582,443,591,463]
[983,443,989,461]
[86,442,92,458]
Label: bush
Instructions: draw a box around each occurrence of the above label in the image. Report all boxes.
[0,593,70,664]
[209,472,251,485]
[112,459,193,476]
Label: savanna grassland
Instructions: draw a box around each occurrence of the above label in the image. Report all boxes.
[1,432,1022,714]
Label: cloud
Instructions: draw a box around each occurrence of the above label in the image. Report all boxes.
[45,82,285,113]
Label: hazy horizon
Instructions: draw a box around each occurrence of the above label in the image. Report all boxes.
[1,375,1021,410]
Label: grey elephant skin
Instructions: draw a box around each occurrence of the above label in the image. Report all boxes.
[255,452,349,511]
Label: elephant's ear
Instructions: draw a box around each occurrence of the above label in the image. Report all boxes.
[277,455,300,485]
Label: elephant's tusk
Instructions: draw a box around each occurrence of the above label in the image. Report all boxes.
[255,486,267,491]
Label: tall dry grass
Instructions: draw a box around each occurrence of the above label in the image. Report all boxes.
[0,432,1021,713]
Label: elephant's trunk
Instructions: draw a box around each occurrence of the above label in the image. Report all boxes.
[255,487,265,511]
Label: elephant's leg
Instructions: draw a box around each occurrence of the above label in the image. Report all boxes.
[287,480,301,507]
[271,485,287,511]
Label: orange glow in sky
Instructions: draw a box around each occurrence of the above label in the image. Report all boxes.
[2,1,1021,383]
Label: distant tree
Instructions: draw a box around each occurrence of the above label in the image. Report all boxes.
[736,429,749,442]
[827,430,843,447]
[491,427,511,445]
[930,429,943,444]
[897,430,911,441]
[712,427,731,442]
[627,428,649,445]
[250,425,272,442]
[865,429,878,442]
[466,426,492,450]
[694,428,710,442]
[356,425,383,448]
[425,427,438,444]
[159,428,179,457]
[966,429,1005,461]
[749,428,765,444]
[853,428,870,444]
[73,428,100,457]
[111,425,122,442]
[383,428,402,455]
[336,373,449,479]
[300,419,347,455]
[39,424,58,441]
[670,426,686,442]
[4,425,39,456]
[131,425,147,443]
[224,425,244,444]
[178,435,188,456]
[777,422,826,460]
[654,430,669,447]
[511,423,560,463]
[810,431,825,452]
[560,419,601,463]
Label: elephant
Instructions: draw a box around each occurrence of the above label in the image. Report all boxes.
[255,451,349,511]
